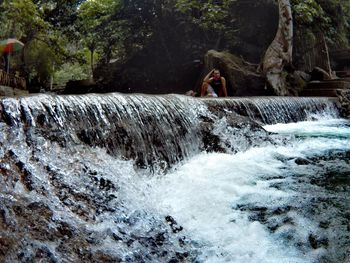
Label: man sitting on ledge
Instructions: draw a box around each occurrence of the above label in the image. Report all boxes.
[201,69,228,97]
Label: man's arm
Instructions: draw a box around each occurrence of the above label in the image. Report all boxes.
[203,69,214,83]
[221,77,227,97]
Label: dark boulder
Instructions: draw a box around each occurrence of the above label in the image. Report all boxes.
[63,79,98,95]
[287,70,311,94]
[310,67,332,81]
[200,50,274,96]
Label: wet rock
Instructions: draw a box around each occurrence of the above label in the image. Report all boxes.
[36,113,47,126]
[337,89,350,118]
[91,251,122,263]
[200,121,226,153]
[267,222,280,232]
[33,246,58,263]
[0,235,16,258]
[165,216,183,234]
[319,221,330,229]
[237,205,269,223]
[294,157,311,165]
[272,206,292,215]
[309,234,329,249]
[282,217,294,225]
[1,150,36,192]
[111,232,123,242]
[56,221,75,239]
[0,204,16,228]
[55,235,93,262]
[200,104,272,153]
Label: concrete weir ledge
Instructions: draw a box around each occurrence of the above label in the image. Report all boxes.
[199,96,340,123]
[0,93,341,122]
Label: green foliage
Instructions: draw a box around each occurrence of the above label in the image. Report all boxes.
[24,40,57,82]
[292,0,327,25]
[54,63,89,88]
[0,0,85,89]
[174,0,350,49]
[175,0,232,31]
[0,0,49,40]
[292,0,350,47]
[32,0,84,34]
[77,0,125,63]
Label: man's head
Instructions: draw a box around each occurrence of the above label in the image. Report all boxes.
[213,69,221,80]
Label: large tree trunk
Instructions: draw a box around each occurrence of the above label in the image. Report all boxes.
[261,0,293,95]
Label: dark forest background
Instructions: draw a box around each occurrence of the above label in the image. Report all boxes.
[0,0,349,94]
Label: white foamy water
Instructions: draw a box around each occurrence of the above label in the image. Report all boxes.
[149,153,301,263]
[264,118,350,139]
[147,118,350,263]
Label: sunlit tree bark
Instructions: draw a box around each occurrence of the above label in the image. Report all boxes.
[261,0,293,95]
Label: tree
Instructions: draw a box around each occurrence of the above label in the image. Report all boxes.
[0,0,85,89]
[292,0,350,74]
[175,0,234,49]
[32,0,84,33]
[0,0,53,82]
[259,0,350,95]
[261,0,293,95]
[78,0,114,78]
[292,0,350,48]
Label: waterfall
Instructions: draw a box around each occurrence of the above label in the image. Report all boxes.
[0,93,348,263]
[0,94,338,168]
[202,96,339,124]
[0,94,206,169]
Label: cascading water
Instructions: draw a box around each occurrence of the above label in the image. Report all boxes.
[1,94,205,169]
[0,93,349,263]
[204,96,339,124]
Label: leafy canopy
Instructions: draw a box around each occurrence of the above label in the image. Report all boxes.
[1,0,349,90]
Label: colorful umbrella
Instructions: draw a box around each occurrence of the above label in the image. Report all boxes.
[0,38,24,54]
[0,39,24,73]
